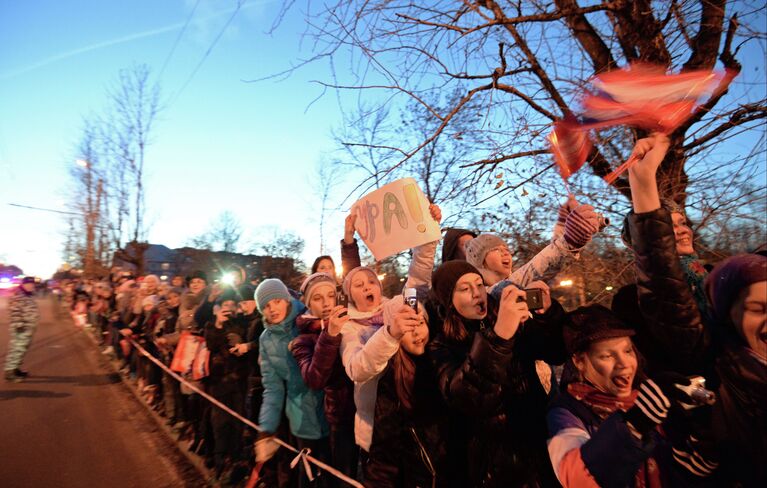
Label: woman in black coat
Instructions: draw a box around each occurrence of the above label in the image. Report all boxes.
[427,260,567,487]
[626,133,767,486]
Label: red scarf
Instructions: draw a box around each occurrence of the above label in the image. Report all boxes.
[567,382,662,488]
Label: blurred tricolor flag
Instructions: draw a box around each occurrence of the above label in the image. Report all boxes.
[581,64,734,132]
[548,63,736,184]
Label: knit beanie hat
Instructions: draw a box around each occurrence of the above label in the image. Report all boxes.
[215,288,240,306]
[441,228,477,263]
[342,266,381,297]
[300,273,337,304]
[564,304,636,355]
[464,234,508,270]
[186,270,208,285]
[431,261,482,310]
[142,295,159,308]
[704,253,767,325]
[255,278,291,312]
[237,284,256,303]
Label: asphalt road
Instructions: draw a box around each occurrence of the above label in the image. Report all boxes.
[0,295,205,488]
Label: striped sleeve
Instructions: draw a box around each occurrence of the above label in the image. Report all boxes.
[548,407,599,487]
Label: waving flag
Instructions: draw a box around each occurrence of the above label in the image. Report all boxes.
[547,63,736,185]
[580,64,732,133]
[549,117,592,181]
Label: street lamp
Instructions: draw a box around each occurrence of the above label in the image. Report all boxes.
[559,279,574,287]
[76,159,89,168]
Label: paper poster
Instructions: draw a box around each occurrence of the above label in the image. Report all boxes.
[351,178,441,260]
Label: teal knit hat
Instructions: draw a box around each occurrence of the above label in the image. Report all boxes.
[255,278,291,312]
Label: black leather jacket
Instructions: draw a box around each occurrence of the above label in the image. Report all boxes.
[428,296,567,487]
[629,207,767,486]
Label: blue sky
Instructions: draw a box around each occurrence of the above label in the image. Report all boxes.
[1,1,764,277]
[1,0,359,276]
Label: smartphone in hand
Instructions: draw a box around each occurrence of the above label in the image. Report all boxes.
[523,288,544,310]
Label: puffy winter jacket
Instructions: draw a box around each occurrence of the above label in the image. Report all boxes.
[289,314,355,428]
[428,296,568,487]
[258,298,329,440]
[628,208,709,374]
[547,391,711,487]
[365,354,449,488]
[629,207,767,486]
[340,300,399,451]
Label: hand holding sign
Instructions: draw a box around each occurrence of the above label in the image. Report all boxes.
[351,178,441,260]
[344,213,358,244]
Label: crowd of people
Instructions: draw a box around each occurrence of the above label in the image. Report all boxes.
[6,133,766,487]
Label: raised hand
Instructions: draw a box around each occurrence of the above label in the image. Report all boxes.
[627,133,670,213]
[628,133,671,184]
[326,305,350,336]
[388,305,420,340]
[564,204,600,250]
[526,280,552,313]
[494,285,529,340]
[344,213,358,244]
[429,203,442,224]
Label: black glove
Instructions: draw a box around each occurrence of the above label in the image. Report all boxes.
[672,434,719,478]
[670,407,719,478]
[623,372,691,437]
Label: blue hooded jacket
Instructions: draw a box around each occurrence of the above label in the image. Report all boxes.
[258,297,329,439]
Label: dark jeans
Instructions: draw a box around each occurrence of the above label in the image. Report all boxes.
[329,422,358,486]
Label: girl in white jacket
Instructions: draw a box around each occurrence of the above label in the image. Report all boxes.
[339,204,440,454]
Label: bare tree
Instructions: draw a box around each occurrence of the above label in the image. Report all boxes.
[104,63,161,243]
[67,121,111,278]
[249,227,307,270]
[62,64,163,276]
[189,211,244,253]
[270,1,765,239]
[312,159,339,254]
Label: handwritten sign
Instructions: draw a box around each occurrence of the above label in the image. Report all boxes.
[351,178,441,260]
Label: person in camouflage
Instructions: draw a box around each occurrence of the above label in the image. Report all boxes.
[4,276,39,382]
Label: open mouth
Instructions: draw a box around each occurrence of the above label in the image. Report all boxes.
[364,293,375,305]
[475,300,487,315]
[611,375,632,389]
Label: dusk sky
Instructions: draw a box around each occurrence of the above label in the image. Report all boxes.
[1,0,362,277]
[2,1,765,278]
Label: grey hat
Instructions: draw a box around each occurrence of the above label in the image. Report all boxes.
[342,266,381,298]
[255,278,291,312]
[300,273,337,304]
[464,234,508,269]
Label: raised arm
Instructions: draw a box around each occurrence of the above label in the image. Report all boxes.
[404,203,441,289]
[340,213,362,278]
[626,134,707,374]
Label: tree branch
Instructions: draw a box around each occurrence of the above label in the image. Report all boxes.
[460,149,549,168]
[683,103,767,151]
[555,0,617,73]
[682,0,726,71]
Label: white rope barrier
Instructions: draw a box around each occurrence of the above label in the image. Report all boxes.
[127,338,364,488]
